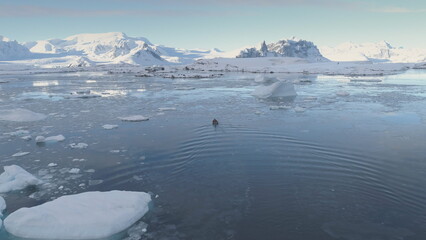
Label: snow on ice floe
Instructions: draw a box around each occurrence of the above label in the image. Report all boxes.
[252,81,297,99]
[69,143,88,149]
[0,165,42,193]
[119,115,149,122]
[0,108,46,122]
[4,191,152,239]
[102,124,118,130]
[11,152,30,157]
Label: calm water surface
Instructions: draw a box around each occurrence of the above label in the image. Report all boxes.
[1,70,426,239]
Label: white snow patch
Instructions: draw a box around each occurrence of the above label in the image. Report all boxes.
[0,165,42,193]
[4,191,152,239]
[0,108,46,122]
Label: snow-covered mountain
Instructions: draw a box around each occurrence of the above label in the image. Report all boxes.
[0,36,31,61]
[236,37,328,62]
[21,32,218,66]
[320,41,426,63]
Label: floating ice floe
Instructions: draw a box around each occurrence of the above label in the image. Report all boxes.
[119,115,149,122]
[0,165,42,193]
[42,135,66,143]
[12,152,30,157]
[102,124,118,130]
[4,130,30,137]
[336,91,350,97]
[35,136,46,143]
[252,81,297,99]
[47,163,57,167]
[69,143,88,149]
[0,196,5,227]
[21,135,32,141]
[68,168,80,174]
[0,108,46,122]
[4,191,152,240]
[294,106,306,113]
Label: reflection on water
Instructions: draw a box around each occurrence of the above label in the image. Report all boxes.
[1,70,426,239]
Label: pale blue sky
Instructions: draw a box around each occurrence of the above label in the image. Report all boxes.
[0,0,425,50]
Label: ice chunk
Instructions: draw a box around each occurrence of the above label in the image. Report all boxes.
[294,106,306,113]
[119,115,149,122]
[102,124,118,130]
[45,135,66,142]
[12,152,30,157]
[21,135,32,141]
[47,163,57,167]
[69,143,88,149]
[68,168,80,174]
[4,191,152,239]
[336,91,350,97]
[0,108,46,122]
[254,75,277,83]
[4,130,30,137]
[0,196,5,227]
[35,136,46,143]
[252,81,297,99]
[0,165,42,193]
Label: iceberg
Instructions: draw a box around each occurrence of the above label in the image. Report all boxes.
[252,81,297,99]
[0,108,46,122]
[0,165,42,193]
[4,191,152,240]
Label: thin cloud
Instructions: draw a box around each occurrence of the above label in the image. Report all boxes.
[0,5,235,17]
[372,7,426,13]
[142,0,362,9]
